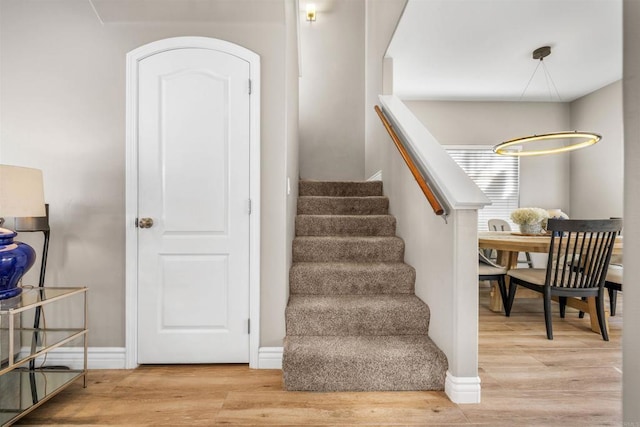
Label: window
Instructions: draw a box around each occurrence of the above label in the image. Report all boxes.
[446,146,520,231]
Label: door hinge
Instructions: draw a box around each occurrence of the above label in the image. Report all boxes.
[248,79,252,95]
[248,199,252,215]
[247,318,251,334]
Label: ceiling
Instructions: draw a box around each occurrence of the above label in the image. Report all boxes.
[89,0,284,23]
[387,0,623,102]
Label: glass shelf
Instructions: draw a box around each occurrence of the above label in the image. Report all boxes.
[0,329,86,376]
[0,287,87,314]
[0,287,87,426]
[0,367,85,426]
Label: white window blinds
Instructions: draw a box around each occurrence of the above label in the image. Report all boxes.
[446,147,520,231]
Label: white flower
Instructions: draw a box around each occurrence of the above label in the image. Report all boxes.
[547,209,569,219]
[510,207,550,225]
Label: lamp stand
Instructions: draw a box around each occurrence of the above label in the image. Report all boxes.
[13,204,51,398]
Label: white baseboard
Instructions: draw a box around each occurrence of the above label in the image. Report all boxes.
[20,347,281,370]
[444,371,481,403]
[258,346,283,369]
[18,348,478,401]
[367,170,383,181]
[21,347,126,370]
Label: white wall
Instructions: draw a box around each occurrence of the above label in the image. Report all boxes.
[299,0,365,180]
[284,0,300,306]
[570,81,624,219]
[404,101,571,213]
[364,0,407,178]
[623,1,640,423]
[0,0,294,349]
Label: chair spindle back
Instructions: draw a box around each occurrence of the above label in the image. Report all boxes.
[545,219,622,290]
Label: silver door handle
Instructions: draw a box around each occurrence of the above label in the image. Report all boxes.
[138,218,154,229]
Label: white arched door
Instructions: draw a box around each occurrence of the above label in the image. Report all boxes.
[126,37,260,365]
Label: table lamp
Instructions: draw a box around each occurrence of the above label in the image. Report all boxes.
[0,165,46,300]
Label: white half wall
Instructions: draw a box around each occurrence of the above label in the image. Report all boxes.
[381,133,481,402]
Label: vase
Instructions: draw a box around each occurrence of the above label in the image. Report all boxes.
[0,228,36,300]
[519,222,543,235]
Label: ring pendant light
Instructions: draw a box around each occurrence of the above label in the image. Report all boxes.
[494,131,601,156]
[493,46,601,157]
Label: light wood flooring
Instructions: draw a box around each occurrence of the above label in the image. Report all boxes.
[16,287,622,426]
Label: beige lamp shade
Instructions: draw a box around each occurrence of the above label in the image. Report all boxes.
[0,165,46,218]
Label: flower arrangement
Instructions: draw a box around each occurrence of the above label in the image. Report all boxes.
[546,209,569,220]
[510,207,550,225]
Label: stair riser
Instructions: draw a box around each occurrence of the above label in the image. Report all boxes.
[283,336,447,391]
[283,361,446,392]
[297,197,389,215]
[299,181,383,197]
[289,264,415,295]
[286,303,429,336]
[295,215,396,237]
[293,238,404,263]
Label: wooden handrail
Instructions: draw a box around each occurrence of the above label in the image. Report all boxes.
[375,105,445,216]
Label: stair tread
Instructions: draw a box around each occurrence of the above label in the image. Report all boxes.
[288,293,426,307]
[285,334,442,354]
[298,196,387,200]
[283,335,447,391]
[291,261,412,268]
[294,235,403,242]
[296,214,394,218]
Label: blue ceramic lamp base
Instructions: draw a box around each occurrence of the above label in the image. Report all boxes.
[0,227,36,300]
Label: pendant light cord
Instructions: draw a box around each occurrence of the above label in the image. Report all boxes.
[519,60,542,101]
[541,60,563,102]
[519,57,563,102]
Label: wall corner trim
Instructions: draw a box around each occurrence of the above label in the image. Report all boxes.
[444,371,481,403]
[258,346,283,369]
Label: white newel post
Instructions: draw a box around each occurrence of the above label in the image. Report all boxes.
[445,209,481,403]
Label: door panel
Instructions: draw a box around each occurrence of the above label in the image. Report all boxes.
[137,47,250,364]
[162,69,229,233]
[159,254,228,329]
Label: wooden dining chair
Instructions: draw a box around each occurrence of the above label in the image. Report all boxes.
[504,218,622,340]
[488,218,534,268]
[605,266,623,316]
[479,251,508,311]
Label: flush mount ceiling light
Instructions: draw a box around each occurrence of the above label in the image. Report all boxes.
[493,46,601,157]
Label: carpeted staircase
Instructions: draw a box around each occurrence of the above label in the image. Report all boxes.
[283,180,448,391]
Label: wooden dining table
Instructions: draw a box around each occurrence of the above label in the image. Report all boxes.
[479,231,623,334]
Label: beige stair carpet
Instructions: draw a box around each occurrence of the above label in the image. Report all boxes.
[283,180,448,391]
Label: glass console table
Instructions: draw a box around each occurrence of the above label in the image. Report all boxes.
[0,287,87,426]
